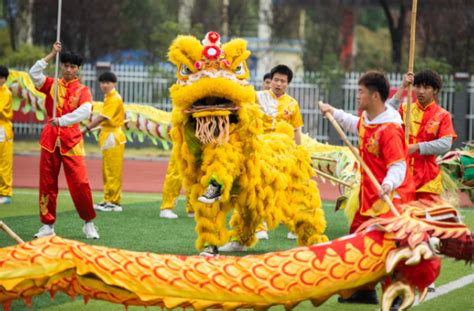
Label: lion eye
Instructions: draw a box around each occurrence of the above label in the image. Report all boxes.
[180,64,193,76]
[234,62,245,75]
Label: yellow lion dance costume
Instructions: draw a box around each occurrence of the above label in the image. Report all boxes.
[168,32,327,252]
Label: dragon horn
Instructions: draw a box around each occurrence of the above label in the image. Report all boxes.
[386,247,413,273]
[386,243,435,273]
[381,281,415,311]
[405,243,434,266]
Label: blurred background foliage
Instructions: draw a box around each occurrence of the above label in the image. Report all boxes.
[0,0,472,74]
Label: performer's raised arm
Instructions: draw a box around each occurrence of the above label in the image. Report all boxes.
[29,42,61,88]
[386,73,414,109]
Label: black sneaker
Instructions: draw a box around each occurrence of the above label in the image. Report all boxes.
[199,245,219,257]
[338,290,379,305]
[390,296,403,311]
[198,180,222,204]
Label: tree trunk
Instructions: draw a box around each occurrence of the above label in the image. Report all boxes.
[3,0,17,50]
[16,0,34,45]
[178,0,195,32]
[4,0,34,50]
[379,0,407,71]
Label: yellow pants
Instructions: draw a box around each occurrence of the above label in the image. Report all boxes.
[101,141,125,205]
[0,124,13,197]
[162,154,193,213]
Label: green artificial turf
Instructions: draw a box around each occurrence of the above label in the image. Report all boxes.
[0,189,472,310]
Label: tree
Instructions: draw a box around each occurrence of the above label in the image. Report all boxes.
[3,0,34,51]
[379,0,407,71]
[416,0,474,73]
[302,4,343,72]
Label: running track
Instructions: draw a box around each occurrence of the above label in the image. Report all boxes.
[12,154,471,206]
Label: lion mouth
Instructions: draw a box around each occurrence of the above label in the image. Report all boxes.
[183,97,239,114]
[183,97,239,145]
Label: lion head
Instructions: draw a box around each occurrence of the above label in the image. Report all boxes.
[168,32,261,145]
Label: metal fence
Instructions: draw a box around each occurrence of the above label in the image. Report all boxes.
[12,64,471,146]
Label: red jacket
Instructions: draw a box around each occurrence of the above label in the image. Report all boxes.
[37,77,92,154]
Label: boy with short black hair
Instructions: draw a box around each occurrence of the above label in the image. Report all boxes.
[0,65,13,204]
[319,71,415,307]
[256,64,303,145]
[84,71,126,212]
[29,42,99,239]
[321,71,415,231]
[262,72,271,90]
[389,69,456,201]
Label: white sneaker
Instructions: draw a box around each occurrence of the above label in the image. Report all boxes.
[287,232,298,240]
[102,202,122,212]
[83,222,100,239]
[160,209,178,219]
[187,212,195,218]
[0,196,12,204]
[218,241,247,252]
[256,230,269,240]
[33,224,55,238]
[93,202,107,211]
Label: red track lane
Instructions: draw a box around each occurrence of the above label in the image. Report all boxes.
[12,155,471,206]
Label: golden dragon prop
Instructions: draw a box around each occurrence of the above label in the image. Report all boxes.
[0,199,471,311]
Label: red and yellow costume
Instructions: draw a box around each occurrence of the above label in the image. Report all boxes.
[0,84,13,197]
[351,112,415,233]
[99,89,126,205]
[37,77,95,224]
[400,101,457,199]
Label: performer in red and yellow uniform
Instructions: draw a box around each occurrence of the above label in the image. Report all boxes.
[29,42,99,239]
[0,66,13,204]
[320,71,416,307]
[349,112,416,232]
[388,70,457,201]
[84,71,126,212]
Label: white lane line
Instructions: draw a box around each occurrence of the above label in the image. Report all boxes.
[414,274,474,306]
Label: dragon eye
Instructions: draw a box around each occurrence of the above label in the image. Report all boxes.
[234,62,245,75]
[180,64,193,76]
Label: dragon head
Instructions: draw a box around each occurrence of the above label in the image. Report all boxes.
[168,32,260,145]
[358,198,473,310]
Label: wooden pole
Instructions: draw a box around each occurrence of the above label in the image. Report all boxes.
[405,0,418,141]
[52,0,62,119]
[0,221,24,244]
[313,168,353,188]
[319,101,400,216]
